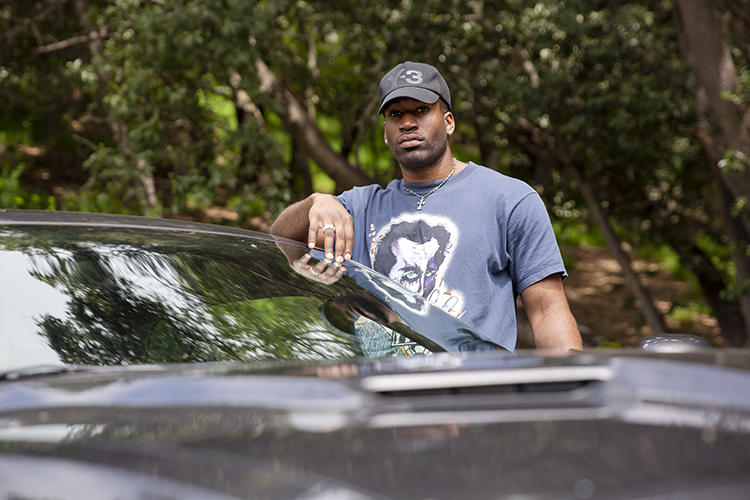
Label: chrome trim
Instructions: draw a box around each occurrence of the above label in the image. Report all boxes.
[360,365,613,393]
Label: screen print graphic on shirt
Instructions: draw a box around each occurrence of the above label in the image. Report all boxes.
[369,213,466,320]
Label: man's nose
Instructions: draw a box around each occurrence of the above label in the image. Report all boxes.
[399,113,418,130]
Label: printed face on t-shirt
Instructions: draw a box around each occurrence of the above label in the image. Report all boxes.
[387,236,440,296]
[372,216,463,317]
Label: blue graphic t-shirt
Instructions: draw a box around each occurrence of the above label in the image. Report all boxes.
[336,162,566,351]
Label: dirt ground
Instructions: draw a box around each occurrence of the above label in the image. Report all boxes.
[560,245,724,348]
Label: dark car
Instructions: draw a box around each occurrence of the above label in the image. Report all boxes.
[1,209,750,500]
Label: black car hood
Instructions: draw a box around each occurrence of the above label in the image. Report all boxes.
[2,351,750,500]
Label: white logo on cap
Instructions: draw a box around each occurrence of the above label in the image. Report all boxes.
[403,70,424,84]
[388,69,424,88]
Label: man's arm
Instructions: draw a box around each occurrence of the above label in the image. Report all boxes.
[520,274,582,351]
[269,193,354,263]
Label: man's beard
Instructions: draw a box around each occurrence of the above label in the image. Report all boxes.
[392,135,449,172]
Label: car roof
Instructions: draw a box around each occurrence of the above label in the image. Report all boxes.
[0,208,275,240]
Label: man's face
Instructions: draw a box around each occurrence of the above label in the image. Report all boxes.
[387,236,440,296]
[383,98,454,171]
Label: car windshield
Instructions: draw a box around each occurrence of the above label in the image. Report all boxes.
[0,217,503,372]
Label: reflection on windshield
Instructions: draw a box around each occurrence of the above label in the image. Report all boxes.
[0,227,364,369]
[320,294,430,357]
[0,224,503,371]
[33,246,358,365]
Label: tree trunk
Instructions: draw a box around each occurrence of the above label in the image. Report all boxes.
[684,241,747,346]
[567,162,669,335]
[506,120,670,335]
[675,0,750,345]
[254,59,373,192]
[675,0,750,159]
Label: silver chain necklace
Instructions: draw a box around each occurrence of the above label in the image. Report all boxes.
[403,157,457,210]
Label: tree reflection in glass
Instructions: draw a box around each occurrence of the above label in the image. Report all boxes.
[19,232,359,366]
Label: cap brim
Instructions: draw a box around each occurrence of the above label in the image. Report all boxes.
[379,88,441,114]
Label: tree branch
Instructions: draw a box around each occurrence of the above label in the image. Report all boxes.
[71,133,98,151]
[35,27,107,54]
[675,0,750,157]
[515,45,540,89]
[506,119,669,334]
[255,58,373,191]
[2,0,70,48]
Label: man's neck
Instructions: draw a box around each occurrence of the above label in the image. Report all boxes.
[401,156,466,183]
[401,155,455,183]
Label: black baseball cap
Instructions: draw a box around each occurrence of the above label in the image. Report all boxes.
[378,61,451,115]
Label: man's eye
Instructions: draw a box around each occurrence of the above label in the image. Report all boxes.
[389,111,402,118]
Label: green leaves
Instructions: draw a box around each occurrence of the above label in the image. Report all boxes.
[2,0,750,342]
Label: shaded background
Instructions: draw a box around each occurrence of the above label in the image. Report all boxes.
[1,0,749,347]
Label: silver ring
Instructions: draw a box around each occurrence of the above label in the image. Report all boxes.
[309,265,320,276]
[321,224,335,233]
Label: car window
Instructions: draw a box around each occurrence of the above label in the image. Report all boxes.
[0,223,502,371]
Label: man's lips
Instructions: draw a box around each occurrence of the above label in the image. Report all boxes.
[398,133,424,149]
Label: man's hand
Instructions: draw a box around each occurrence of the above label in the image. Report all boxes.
[270,193,354,264]
[305,193,354,264]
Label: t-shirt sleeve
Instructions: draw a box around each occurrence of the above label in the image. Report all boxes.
[335,185,381,266]
[507,192,567,295]
[336,189,356,216]
[336,184,380,216]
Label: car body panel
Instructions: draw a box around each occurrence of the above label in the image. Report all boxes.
[1,353,750,499]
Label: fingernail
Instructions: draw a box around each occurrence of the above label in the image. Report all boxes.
[344,254,351,260]
[326,252,334,260]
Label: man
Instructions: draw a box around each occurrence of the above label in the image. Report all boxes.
[270,61,581,351]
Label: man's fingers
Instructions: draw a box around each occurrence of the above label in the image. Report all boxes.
[333,223,352,262]
[342,223,353,261]
[307,225,319,249]
[306,194,353,259]
[311,221,351,262]
[308,221,337,253]
[323,225,336,261]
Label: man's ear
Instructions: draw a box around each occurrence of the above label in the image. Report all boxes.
[444,111,455,136]
[384,127,388,144]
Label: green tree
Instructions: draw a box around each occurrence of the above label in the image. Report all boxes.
[3,0,750,345]
[674,0,750,345]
